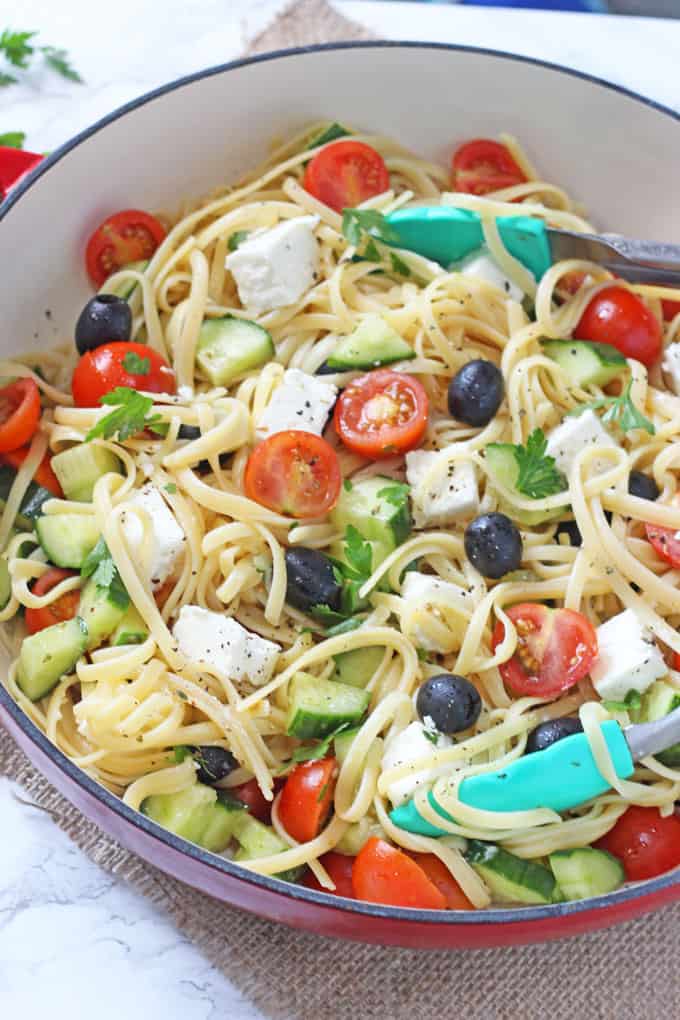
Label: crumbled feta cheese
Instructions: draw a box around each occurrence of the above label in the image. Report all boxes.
[225,216,320,315]
[256,368,337,439]
[173,605,280,686]
[121,484,184,589]
[405,450,478,527]
[400,571,470,652]
[591,608,667,703]
[662,342,680,395]
[381,721,454,806]
[457,250,524,302]
[545,409,617,478]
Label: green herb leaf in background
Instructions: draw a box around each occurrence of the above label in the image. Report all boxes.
[0,131,25,148]
[0,28,82,86]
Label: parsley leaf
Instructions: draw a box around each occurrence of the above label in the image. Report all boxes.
[0,29,36,69]
[0,30,82,84]
[40,45,82,83]
[81,537,130,610]
[343,479,353,492]
[377,481,410,509]
[568,380,655,435]
[173,745,191,763]
[342,208,400,248]
[0,131,24,148]
[291,722,351,763]
[489,429,566,500]
[164,483,177,494]
[228,230,249,252]
[602,689,642,713]
[122,351,150,375]
[0,72,16,86]
[423,727,439,745]
[344,524,373,578]
[86,387,163,443]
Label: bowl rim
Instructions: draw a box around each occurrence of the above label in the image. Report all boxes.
[1,39,679,926]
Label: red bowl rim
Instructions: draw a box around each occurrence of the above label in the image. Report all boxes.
[2,39,679,926]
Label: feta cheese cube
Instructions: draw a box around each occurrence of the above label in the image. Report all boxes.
[662,342,680,395]
[591,609,667,703]
[400,571,471,652]
[256,368,337,440]
[457,250,524,303]
[225,216,320,315]
[173,605,280,686]
[405,450,479,527]
[381,721,454,806]
[545,409,617,478]
[121,484,184,590]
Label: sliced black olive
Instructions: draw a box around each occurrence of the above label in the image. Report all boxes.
[526,717,583,754]
[178,424,202,441]
[447,359,504,427]
[315,361,337,376]
[75,294,132,354]
[555,519,582,547]
[628,470,659,502]
[191,745,238,784]
[285,546,342,614]
[416,674,482,735]
[464,512,522,579]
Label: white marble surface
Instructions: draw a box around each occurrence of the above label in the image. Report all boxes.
[1,2,679,1017]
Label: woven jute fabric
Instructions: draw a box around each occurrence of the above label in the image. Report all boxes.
[3,3,680,1017]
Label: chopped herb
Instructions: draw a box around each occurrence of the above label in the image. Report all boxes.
[122,351,150,375]
[176,690,188,701]
[81,537,130,610]
[86,387,163,443]
[0,29,82,85]
[41,45,82,82]
[342,207,400,249]
[568,379,655,435]
[316,781,329,803]
[0,130,24,148]
[228,230,249,252]
[344,524,373,578]
[416,647,429,662]
[377,481,410,509]
[173,745,191,763]
[423,727,439,745]
[291,721,351,763]
[164,483,177,494]
[488,429,566,499]
[343,479,353,492]
[602,689,642,713]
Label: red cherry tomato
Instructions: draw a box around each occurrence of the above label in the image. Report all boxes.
[491,603,598,698]
[595,805,680,881]
[662,298,680,322]
[232,779,271,824]
[85,209,166,287]
[25,567,80,634]
[451,139,527,196]
[574,286,662,367]
[0,379,41,454]
[352,837,446,909]
[303,140,390,214]
[278,757,337,844]
[559,271,588,296]
[1,445,62,496]
[303,851,355,898]
[405,853,474,909]
[334,369,428,460]
[71,341,176,407]
[646,524,680,570]
[673,650,680,672]
[244,430,341,519]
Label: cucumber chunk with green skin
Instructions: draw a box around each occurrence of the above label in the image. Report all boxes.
[78,577,127,650]
[286,672,370,740]
[466,840,557,905]
[330,476,411,570]
[232,813,304,883]
[99,259,149,301]
[16,615,88,701]
[549,848,624,900]
[307,121,351,150]
[51,444,123,503]
[0,465,53,529]
[331,646,384,689]
[111,604,149,646]
[0,557,10,610]
[485,444,565,525]
[638,680,680,765]
[326,315,415,371]
[334,817,385,856]
[196,316,275,386]
[36,514,101,568]
[141,785,246,853]
[333,726,361,766]
[542,339,626,388]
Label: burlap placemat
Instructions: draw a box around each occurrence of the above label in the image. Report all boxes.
[3,3,680,1017]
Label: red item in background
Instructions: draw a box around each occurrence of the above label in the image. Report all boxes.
[0,146,42,201]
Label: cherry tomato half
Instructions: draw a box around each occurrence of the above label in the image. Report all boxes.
[85,209,166,288]
[71,341,176,407]
[595,806,680,881]
[279,757,337,844]
[0,379,41,454]
[1,445,62,496]
[303,140,390,214]
[491,603,598,698]
[405,853,474,909]
[303,851,355,898]
[662,298,680,322]
[244,430,341,519]
[352,837,446,909]
[25,567,80,635]
[574,285,662,367]
[451,139,527,196]
[334,369,428,460]
[232,778,272,824]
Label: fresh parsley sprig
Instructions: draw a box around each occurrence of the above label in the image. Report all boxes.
[86,387,164,443]
[568,379,655,435]
[0,28,82,85]
[122,351,150,375]
[341,208,413,281]
[291,721,352,764]
[81,538,130,610]
[488,429,566,499]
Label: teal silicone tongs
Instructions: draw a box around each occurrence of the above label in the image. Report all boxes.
[383,207,680,287]
[390,710,680,837]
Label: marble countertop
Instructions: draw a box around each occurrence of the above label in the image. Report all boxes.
[1,3,679,1018]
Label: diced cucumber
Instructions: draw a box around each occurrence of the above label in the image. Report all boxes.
[16,615,88,701]
[111,604,149,646]
[0,465,53,529]
[78,577,126,650]
[542,339,626,388]
[232,813,304,882]
[485,444,565,525]
[334,817,385,856]
[286,672,369,740]
[36,514,100,569]
[639,679,680,766]
[331,646,383,689]
[196,316,274,386]
[0,556,10,610]
[330,476,411,570]
[334,726,361,766]
[51,444,123,503]
[307,121,351,150]
[549,847,624,901]
[326,315,414,371]
[100,259,149,301]
[141,785,245,853]
[465,840,557,905]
